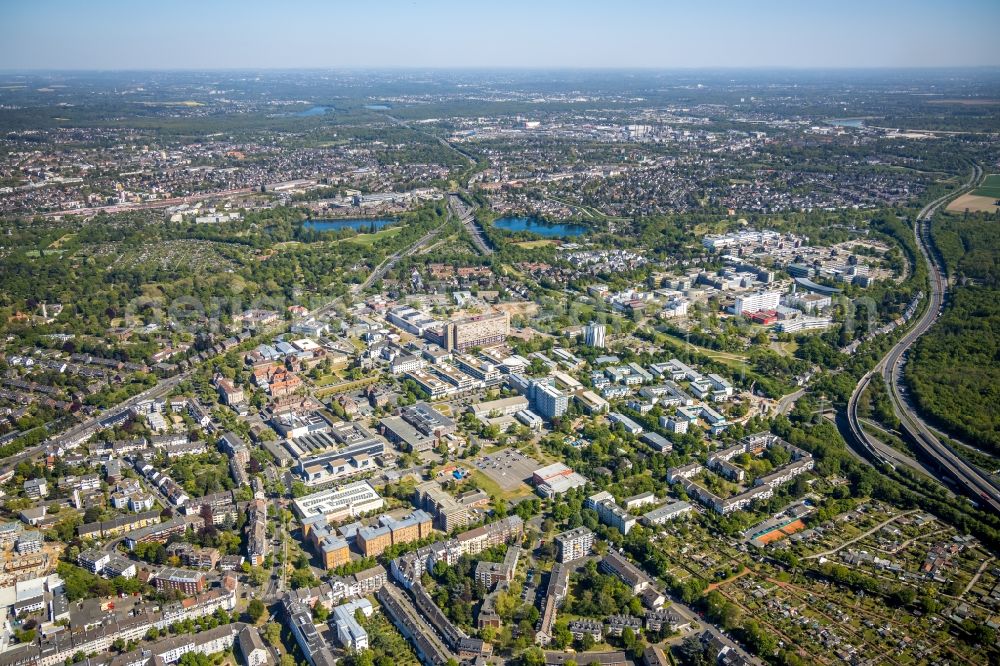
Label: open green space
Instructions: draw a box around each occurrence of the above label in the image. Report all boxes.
[513,239,558,249]
[340,225,403,247]
[312,372,345,387]
[971,174,1000,198]
[654,328,750,366]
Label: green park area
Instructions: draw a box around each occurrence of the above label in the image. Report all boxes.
[341,226,403,247]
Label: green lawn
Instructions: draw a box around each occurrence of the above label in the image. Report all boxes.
[341,226,403,247]
[655,328,749,365]
[771,340,799,357]
[312,372,344,387]
[972,174,1000,199]
[513,239,558,249]
[314,375,378,397]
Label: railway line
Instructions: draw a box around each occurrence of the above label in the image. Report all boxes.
[43,187,255,218]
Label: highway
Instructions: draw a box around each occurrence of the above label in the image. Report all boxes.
[305,197,460,324]
[380,113,492,255]
[856,417,944,481]
[380,113,478,170]
[448,193,493,256]
[355,212,454,294]
[845,164,1000,513]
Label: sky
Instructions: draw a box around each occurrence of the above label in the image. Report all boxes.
[2,0,999,70]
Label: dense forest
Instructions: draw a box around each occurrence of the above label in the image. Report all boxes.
[907,209,1000,453]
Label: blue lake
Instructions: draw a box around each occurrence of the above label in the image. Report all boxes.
[304,218,396,232]
[492,216,589,237]
[364,104,391,110]
[296,106,331,117]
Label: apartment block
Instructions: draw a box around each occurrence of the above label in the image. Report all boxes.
[474,546,520,590]
[586,491,637,535]
[554,527,595,563]
[435,311,509,352]
[415,481,471,532]
[154,567,206,595]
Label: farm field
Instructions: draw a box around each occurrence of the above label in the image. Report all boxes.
[946,192,999,213]
[972,173,1000,198]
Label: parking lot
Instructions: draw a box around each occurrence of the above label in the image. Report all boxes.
[474,447,540,491]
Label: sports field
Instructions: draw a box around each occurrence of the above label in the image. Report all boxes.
[755,518,807,545]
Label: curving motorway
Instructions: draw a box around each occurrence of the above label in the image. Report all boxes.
[846,164,1000,513]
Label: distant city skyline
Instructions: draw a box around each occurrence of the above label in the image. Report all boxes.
[2,0,999,70]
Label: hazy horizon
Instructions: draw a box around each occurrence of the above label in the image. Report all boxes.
[3,65,1000,73]
[3,0,1000,71]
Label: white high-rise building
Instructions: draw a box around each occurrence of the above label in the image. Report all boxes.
[554,527,595,563]
[734,290,781,316]
[583,321,606,348]
[532,382,569,420]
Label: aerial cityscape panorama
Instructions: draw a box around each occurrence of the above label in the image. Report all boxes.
[0,2,999,666]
